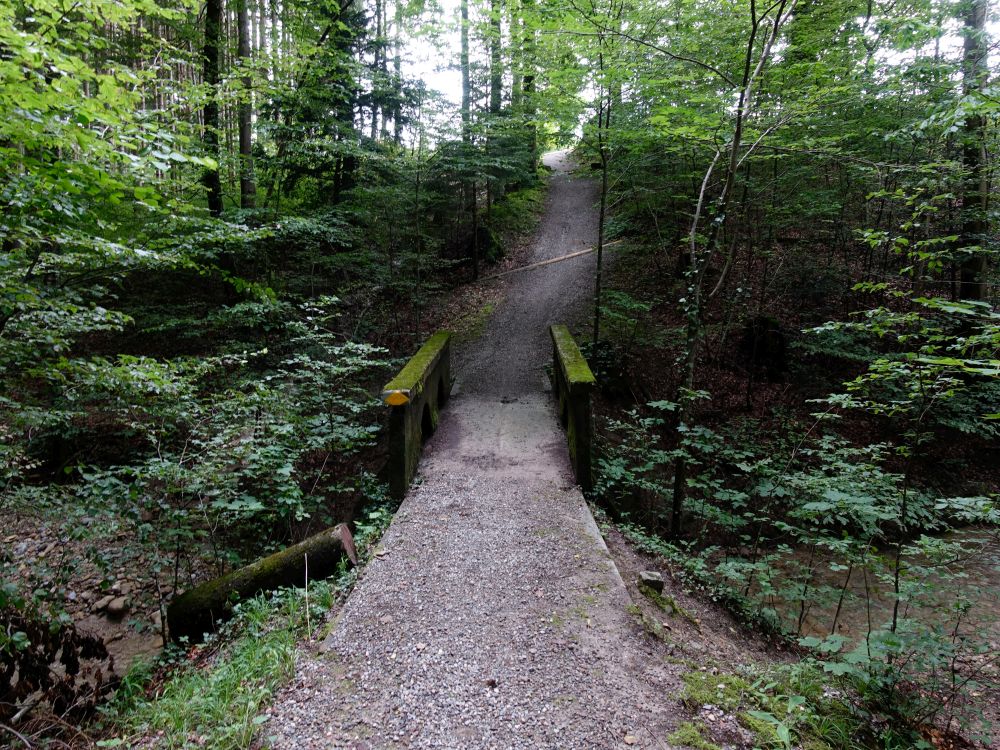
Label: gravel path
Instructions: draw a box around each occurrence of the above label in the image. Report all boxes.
[263,152,681,749]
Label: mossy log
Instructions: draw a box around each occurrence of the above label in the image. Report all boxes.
[166,523,357,643]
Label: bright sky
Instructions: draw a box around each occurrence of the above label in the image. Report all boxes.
[404,0,464,107]
[396,3,998,142]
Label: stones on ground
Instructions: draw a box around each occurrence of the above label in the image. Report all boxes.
[639,570,664,593]
[93,594,115,612]
[106,596,130,618]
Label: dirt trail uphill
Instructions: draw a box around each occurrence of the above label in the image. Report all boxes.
[264,152,682,749]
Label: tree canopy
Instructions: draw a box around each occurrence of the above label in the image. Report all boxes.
[1,0,997,745]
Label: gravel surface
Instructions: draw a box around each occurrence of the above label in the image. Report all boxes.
[455,149,600,398]
[262,152,682,749]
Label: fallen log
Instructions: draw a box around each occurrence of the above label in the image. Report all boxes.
[166,523,358,643]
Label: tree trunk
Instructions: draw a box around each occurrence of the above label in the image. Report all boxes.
[593,57,611,361]
[521,0,536,162]
[203,0,224,216]
[270,0,280,89]
[460,0,471,142]
[393,0,403,142]
[371,0,383,140]
[472,180,480,279]
[238,0,257,209]
[510,0,523,111]
[489,0,502,114]
[959,0,988,301]
[166,524,358,643]
[670,1,792,537]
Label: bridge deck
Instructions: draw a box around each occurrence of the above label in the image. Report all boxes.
[265,152,681,749]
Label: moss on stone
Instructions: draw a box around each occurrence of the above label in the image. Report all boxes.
[550,325,595,391]
[549,325,594,490]
[453,302,495,345]
[384,331,452,498]
[740,711,782,746]
[639,585,701,629]
[626,602,678,648]
[383,331,452,394]
[668,722,721,750]
[681,670,755,712]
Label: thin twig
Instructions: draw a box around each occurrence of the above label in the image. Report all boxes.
[0,723,33,748]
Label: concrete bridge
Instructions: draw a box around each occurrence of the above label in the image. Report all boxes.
[264,151,679,749]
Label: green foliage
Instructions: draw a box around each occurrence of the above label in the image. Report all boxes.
[602,408,999,739]
[668,721,721,750]
[2,294,391,687]
[100,584,334,749]
[96,481,396,749]
[0,0,220,372]
[487,184,547,237]
[676,662,881,750]
[596,288,669,361]
[2,0,998,744]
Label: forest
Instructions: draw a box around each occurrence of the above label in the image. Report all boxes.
[1,0,997,747]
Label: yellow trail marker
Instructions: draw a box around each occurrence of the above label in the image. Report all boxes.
[382,390,410,406]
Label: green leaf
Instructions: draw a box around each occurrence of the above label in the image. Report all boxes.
[822,662,857,676]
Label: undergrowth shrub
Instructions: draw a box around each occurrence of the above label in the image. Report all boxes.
[600,404,999,743]
[98,583,335,750]
[1,296,392,709]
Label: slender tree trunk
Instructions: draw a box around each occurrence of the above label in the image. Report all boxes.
[489,0,502,114]
[472,180,480,279]
[270,0,280,87]
[203,0,224,216]
[393,0,403,142]
[593,57,611,358]
[460,0,476,278]
[252,0,261,62]
[593,0,623,361]
[521,0,536,162]
[238,0,257,208]
[371,0,383,140]
[510,0,523,111]
[959,0,988,301]
[460,0,471,142]
[670,1,793,536]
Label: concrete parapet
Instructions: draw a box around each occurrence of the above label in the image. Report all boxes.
[550,325,596,491]
[382,331,453,498]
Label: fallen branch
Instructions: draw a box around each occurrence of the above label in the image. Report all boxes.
[479,240,625,282]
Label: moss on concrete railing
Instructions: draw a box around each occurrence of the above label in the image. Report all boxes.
[381,331,453,498]
[550,325,596,491]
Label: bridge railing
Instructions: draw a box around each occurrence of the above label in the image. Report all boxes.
[381,330,453,498]
[550,325,596,491]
